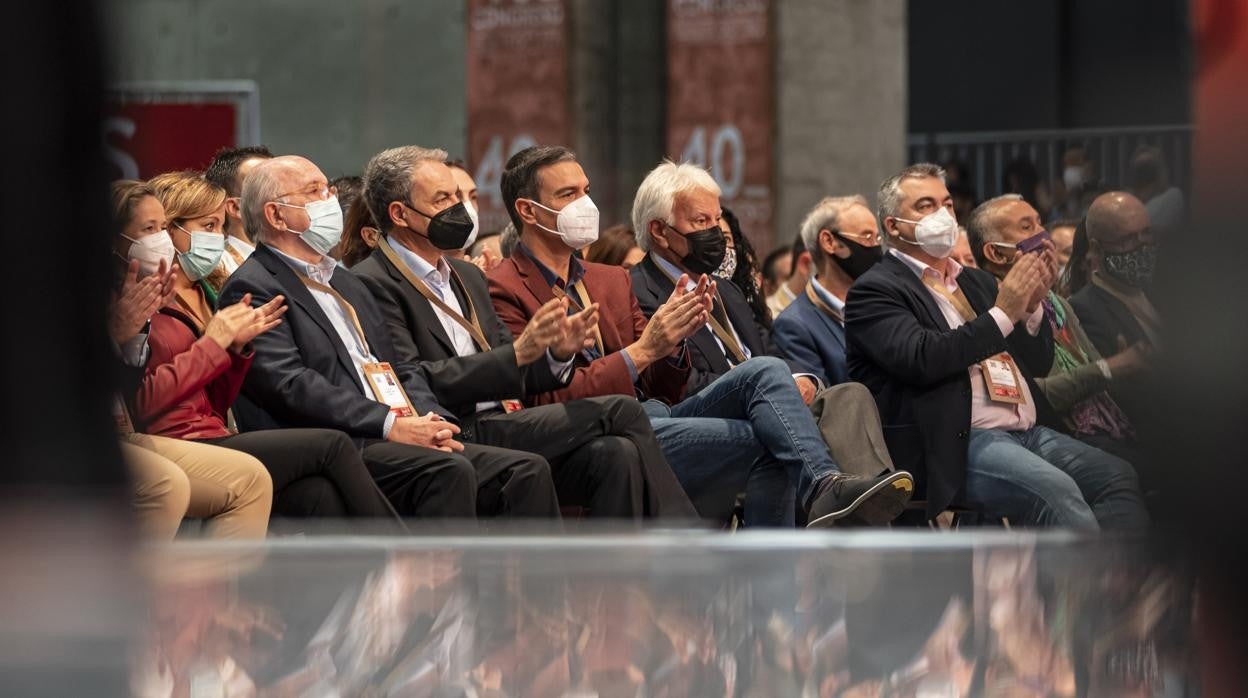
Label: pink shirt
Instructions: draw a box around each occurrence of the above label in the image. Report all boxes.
[889,249,1043,432]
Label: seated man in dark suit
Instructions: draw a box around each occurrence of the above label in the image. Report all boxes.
[1068,191,1161,436]
[774,195,883,386]
[845,162,1148,529]
[351,145,694,519]
[487,149,912,527]
[220,155,562,520]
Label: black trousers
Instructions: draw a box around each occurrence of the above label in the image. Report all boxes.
[359,439,560,519]
[202,429,397,520]
[463,395,697,519]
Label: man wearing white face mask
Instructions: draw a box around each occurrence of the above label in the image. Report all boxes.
[844,163,1148,531]
[353,145,695,519]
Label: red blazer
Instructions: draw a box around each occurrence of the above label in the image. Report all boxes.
[134,309,252,440]
[487,247,688,406]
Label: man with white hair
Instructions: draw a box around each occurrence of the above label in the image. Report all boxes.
[845,163,1148,530]
[773,194,883,386]
[220,155,563,520]
[490,152,913,527]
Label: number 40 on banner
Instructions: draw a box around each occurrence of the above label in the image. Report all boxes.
[679,124,745,200]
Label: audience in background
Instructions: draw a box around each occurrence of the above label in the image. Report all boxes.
[205,145,274,274]
[337,194,381,268]
[760,246,792,303]
[584,223,645,268]
[845,163,1147,530]
[1048,218,1079,274]
[1129,145,1185,240]
[469,229,502,261]
[950,227,978,269]
[719,207,770,331]
[766,234,811,318]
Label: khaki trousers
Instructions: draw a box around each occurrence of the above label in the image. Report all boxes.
[122,434,272,540]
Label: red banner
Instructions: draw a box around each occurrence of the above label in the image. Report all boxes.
[466,0,570,235]
[666,0,774,252]
[104,103,238,180]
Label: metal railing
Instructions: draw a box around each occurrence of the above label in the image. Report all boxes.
[906,124,1193,204]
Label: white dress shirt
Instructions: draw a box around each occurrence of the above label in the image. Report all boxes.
[889,248,1043,432]
[390,239,572,413]
[270,246,397,436]
[810,276,846,325]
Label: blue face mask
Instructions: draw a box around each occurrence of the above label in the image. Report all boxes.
[274,196,344,256]
[174,224,226,281]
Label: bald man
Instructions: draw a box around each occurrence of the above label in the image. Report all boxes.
[1068,191,1160,440]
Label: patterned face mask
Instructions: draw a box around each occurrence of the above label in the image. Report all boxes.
[713,245,738,280]
[1102,243,1157,288]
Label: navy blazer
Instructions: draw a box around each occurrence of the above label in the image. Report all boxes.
[773,288,849,387]
[219,244,451,440]
[845,253,1056,517]
[1068,282,1157,431]
[352,247,566,422]
[629,255,803,396]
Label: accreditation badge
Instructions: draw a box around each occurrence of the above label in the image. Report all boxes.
[981,353,1026,405]
[362,362,415,417]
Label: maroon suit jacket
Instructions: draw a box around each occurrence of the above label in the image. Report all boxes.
[487,246,689,407]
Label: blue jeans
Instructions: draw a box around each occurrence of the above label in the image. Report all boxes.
[966,426,1148,531]
[645,402,794,527]
[660,356,840,506]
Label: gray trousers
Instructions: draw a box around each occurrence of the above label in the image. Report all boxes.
[810,382,896,478]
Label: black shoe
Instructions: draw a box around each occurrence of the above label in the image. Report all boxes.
[805,471,914,528]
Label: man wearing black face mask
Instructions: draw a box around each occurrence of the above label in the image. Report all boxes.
[774,195,883,386]
[353,145,696,520]
[1069,191,1161,440]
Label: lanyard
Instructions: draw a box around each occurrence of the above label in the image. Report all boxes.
[804,281,844,323]
[294,271,374,357]
[653,263,746,364]
[377,236,492,352]
[549,279,606,358]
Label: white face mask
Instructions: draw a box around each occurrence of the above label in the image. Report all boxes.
[275,195,344,256]
[461,198,481,251]
[526,194,600,250]
[1063,165,1084,191]
[121,230,177,277]
[893,207,959,259]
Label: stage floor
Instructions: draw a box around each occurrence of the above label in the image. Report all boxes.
[127,530,1196,697]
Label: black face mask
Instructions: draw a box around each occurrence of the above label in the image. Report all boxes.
[831,233,884,280]
[667,223,726,275]
[406,201,475,250]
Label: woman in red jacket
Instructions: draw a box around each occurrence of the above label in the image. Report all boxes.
[115,175,400,523]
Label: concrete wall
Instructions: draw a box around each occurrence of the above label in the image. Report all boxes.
[104,0,467,178]
[774,0,908,248]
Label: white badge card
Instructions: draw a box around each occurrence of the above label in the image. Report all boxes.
[363,362,415,417]
[981,353,1026,405]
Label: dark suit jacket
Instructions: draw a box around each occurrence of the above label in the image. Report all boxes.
[352,247,565,422]
[844,253,1056,517]
[773,290,849,387]
[1068,282,1156,430]
[487,246,689,406]
[630,254,802,396]
[219,244,450,440]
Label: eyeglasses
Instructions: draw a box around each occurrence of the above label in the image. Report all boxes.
[835,229,881,245]
[275,183,336,202]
